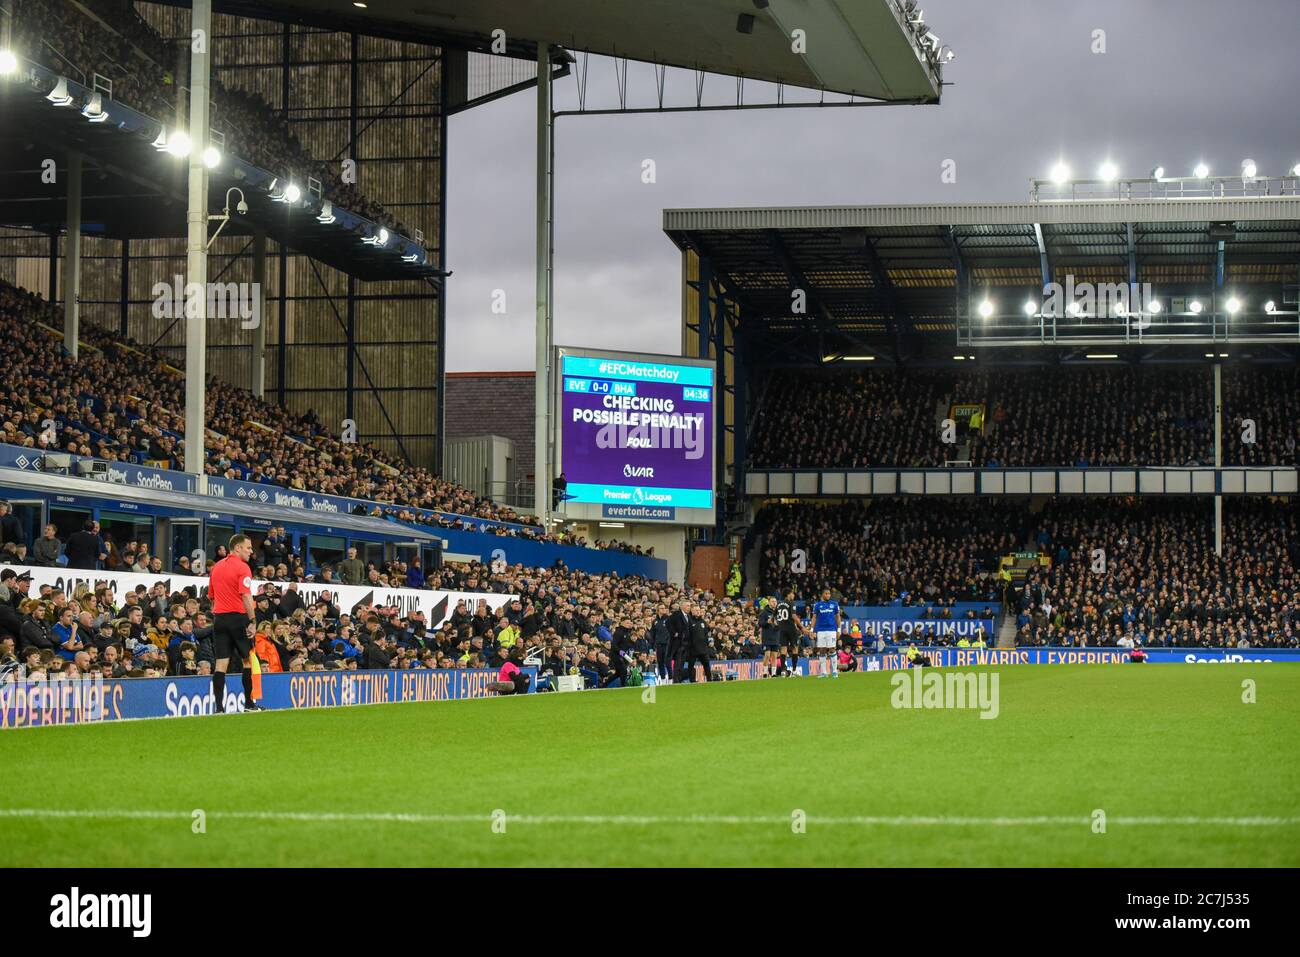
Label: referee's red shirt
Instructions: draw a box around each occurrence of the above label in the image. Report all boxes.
[210,554,253,614]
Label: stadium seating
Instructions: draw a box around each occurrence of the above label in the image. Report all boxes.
[0,278,595,541]
[755,497,1300,649]
[748,366,1297,469]
[0,549,759,682]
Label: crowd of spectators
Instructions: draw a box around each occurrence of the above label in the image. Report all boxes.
[757,499,1017,606]
[0,280,571,541]
[749,366,1296,469]
[0,524,762,684]
[0,278,659,553]
[1014,498,1300,650]
[756,497,1300,648]
[14,0,411,238]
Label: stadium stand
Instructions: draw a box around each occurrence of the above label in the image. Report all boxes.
[0,546,760,683]
[748,366,1297,470]
[1,277,659,556]
[0,278,629,545]
[757,498,1015,606]
[755,497,1300,649]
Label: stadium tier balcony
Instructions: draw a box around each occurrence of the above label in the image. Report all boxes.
[755,497,1300,649]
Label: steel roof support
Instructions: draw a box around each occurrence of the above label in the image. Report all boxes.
[183,0,211,478]
[62,152,82,360]
[533,41,553,525]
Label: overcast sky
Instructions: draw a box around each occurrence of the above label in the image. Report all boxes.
[444,0,1300,372]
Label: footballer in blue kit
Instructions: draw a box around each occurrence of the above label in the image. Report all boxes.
[811,588,841,674]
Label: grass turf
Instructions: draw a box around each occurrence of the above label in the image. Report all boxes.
[1,665,1297,867]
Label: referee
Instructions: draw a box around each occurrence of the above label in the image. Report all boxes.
[209,534,264,713]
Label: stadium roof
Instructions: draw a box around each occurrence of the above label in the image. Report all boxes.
[664,197,1300,361]
[0,62,437,282]
[163,0,943,102]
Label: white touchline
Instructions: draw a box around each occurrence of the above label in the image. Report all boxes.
[1,809,1298,827]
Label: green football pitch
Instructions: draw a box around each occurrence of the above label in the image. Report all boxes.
[1,665,1297,867]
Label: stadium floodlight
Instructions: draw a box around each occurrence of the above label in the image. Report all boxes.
[377,227,389,245]
[977,298,994,319]
[1023,299,1037,316]
[353,1,368,7]
[952,355,966,361]
[842,355,876,361]
[165,130,191,157]
[1293,164,1300,177]
[1151,166,1165,180]
[0,50,18,76]
[316,200,335,225]
[1147,299,1162,314]
[1241,159,1257,178]
[401,251,422,264]
[1194,162,1210,179]
[1188,300,1203,314]
[81,91,108,122]
[1086,354,1119,360]
[46,77,73,106]
[152,126,169,151]
[1099,160,1118,182]
[202,145,221,169]
[1265,300,1276,313]
[1049,161,1070,184]
[283,182,301,203]
[1066,300,1081,316]
[1225,296,1242,315]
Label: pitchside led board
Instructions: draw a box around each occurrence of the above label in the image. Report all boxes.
[555,346,717,526]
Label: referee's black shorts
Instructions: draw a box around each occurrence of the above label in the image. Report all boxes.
[213,612,252,662]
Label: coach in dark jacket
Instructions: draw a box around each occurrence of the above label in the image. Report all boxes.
[609,619,634,685]
[651,607,672,682]
[668,602,690,679]
[687,605,714,682]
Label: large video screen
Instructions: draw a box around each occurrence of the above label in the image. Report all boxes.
[557,347,715,523]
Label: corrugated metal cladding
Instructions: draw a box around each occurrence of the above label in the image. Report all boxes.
[0,228,51,293]
[466,52,538,102]
[445,434,516,502]
[6,4,446,473]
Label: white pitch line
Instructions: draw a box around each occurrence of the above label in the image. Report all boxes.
[0,809,1297,827]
